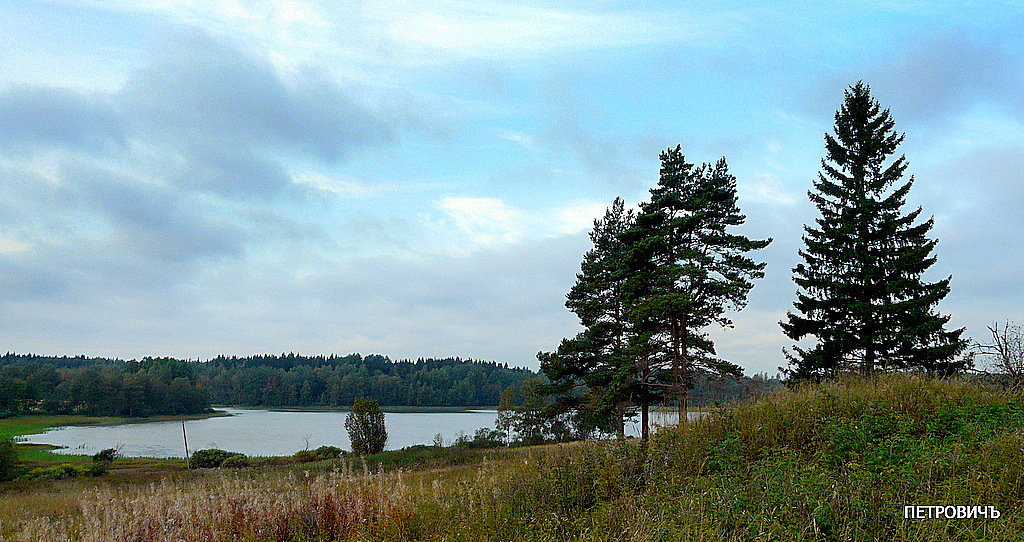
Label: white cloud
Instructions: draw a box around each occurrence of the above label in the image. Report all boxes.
[553,200,610,235]
[379,2,727,61]
[0,237,33,255]
[437,196,526,246]
[499,130,536,150]
[435,196,609,249]
[741,173,798,205]
[292,170,374,198]
[56,1,740,72]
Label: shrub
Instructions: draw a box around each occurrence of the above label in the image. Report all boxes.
[345,398,387,455]
[84,462,108,476]
[470,427,506,448]
[92,447,119,463]
[20,463,85,481]
[220,455,249,468]
[190,449,246,469]
[313,445,345,459]
[293,445,345,463]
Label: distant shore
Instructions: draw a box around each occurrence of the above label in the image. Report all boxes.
[226,405,498,413]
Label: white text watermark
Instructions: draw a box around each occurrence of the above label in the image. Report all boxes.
[904,506,1001,519]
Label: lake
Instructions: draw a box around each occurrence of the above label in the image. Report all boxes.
[21,407,701,458]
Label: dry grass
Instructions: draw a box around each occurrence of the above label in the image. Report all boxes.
[4,465,414,542]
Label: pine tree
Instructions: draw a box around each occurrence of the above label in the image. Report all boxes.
[624,147,771,435]
[539,198,636,438]
[781,82,967,379]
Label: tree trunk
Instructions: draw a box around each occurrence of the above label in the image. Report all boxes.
[677,315,688,424]
[641,400,649,442]
[616,403,625,439]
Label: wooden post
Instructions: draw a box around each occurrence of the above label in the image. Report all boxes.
[182,419,190,469]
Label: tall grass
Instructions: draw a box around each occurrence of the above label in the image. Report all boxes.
[4,374,1024,541]
[7,465,413,542]
[629,374,1024,541]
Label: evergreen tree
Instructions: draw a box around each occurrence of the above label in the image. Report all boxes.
[539,198,636,438]
[625,147,771,436]
[781,82,967,379]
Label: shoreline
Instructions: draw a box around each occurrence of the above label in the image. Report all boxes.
[2,412,230,462]
[219,405,498,414]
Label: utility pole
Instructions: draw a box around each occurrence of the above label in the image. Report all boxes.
[182,419,190,469]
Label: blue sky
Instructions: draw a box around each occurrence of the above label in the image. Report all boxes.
[1,1,1022,374]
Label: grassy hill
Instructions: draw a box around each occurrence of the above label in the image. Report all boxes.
[3,374,1023,541]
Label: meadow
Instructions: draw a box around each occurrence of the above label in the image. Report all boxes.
[3,374,1023,541]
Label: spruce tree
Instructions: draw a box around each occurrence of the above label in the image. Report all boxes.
[624,147,771,433]
[781,82,967,378]
[539,198,636,438]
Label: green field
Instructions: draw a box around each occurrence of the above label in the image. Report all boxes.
[0,415,126,441]
[0,416,125,463]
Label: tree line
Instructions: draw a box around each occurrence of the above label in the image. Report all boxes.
[0,349,781,420]
[537,82,969,441]
[0,352,538,417]
[194,353,535,407]
[0,355,208,416]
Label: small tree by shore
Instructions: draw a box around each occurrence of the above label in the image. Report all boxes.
[345,398,387,455]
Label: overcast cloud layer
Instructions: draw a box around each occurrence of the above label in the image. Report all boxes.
[1,1,1022,374]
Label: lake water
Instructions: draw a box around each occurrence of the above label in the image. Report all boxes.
[21,408,701,458]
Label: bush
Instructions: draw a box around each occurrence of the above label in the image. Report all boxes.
[313,445,345,459]
[470,427,506,448]
[15,461,108,481]
[84,462,108,476]
[20,463,85,481]
[220,455,249,468]
[345,398,387,455]
[292,446,345,463]
[92,447,119,463]
[190,449,246,469]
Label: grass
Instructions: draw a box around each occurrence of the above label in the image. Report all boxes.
[0,415,126,442]
[3,374,1024,541]
[630,374,1024,541]
[0,416,127,463]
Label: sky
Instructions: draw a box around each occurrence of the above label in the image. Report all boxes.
[1,1,1022,375]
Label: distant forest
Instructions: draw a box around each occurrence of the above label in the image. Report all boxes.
[0,352,781,418]
[194,354,535,407]
[0,354,208,417]
[0,353,535,416]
